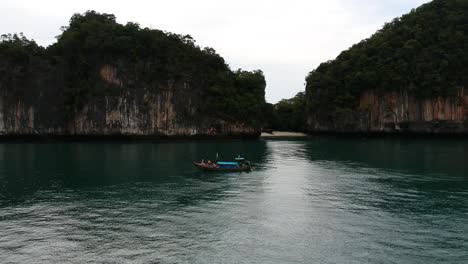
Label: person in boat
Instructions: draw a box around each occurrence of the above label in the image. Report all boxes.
[206,160,219,168]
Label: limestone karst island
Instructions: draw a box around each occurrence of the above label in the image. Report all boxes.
[1,0,467,138]
[0,11,267,138]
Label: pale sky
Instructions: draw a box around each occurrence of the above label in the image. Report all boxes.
[1,0,430,103]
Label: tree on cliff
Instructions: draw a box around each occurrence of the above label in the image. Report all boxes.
[206,69,267,124]
[0,33,49,100]
[305,0,468,127]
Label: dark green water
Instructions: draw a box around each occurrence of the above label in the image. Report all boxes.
[0,138,467,263]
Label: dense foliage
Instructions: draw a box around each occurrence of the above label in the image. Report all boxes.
[0,34,54,103]
[0,33,44,61]
[0,11,267,125]
[267,92,306,131]
[205,69,267,123]
[306,0,468,117]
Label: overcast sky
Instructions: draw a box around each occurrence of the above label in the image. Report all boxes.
[1,0,430,103]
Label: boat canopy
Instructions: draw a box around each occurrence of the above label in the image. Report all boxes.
[217,162,238,166]
[235,155,245,161]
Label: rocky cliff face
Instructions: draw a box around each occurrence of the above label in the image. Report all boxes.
[305,0,468,135]
[308,88,468,134]
[0,65,260,138]
[0,12,266,139]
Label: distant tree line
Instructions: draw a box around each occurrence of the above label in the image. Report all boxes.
[263,91,306,132]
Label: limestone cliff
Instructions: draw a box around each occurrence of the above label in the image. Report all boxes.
[305,0,468,135]
[0,65,260,138]
[307,88,468,134]
[0,12,266,138]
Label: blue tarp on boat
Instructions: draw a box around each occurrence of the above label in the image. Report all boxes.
[217,162,238,166]
[217,161,239,169]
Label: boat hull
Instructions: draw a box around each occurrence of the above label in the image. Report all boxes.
[192,162,251,172]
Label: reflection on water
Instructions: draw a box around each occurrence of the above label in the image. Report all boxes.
[0,141,269,203]
[304,137,468,177]
[0,138,467,264]
[303,138,468,215]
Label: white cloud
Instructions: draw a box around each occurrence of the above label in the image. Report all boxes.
[0,0,430,102]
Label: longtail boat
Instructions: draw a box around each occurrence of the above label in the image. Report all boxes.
[193,156,251,172]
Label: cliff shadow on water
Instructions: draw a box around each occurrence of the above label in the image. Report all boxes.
[297,137,468,219]
[303,137,468,176]
[0,140,269,206]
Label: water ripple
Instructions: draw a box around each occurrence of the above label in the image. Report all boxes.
[0,140,467,263]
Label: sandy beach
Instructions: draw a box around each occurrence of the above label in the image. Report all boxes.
[260,131,308,138]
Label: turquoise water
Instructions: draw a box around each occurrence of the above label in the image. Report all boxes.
[0,138,467,263]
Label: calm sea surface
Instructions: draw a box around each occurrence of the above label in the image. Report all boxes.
[0,138,467,263]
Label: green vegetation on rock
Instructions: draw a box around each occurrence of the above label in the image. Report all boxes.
[0,11,267,129]
[267,92,306,132]
[306,0,468,122]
